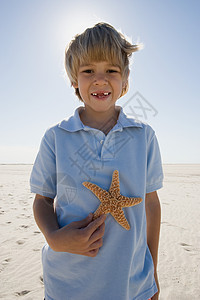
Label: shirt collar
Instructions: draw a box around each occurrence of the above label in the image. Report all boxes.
[58,106,143,132]
[59,107,84,132]
[117,107,143,129]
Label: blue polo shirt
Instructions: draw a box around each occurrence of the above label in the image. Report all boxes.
[30,106,163,300]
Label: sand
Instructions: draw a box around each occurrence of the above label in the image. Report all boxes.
[0,164,199,299]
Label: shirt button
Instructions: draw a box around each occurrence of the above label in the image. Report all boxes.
[100,140,104,144]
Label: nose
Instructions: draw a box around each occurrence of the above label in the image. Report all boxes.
[93,73,108,85]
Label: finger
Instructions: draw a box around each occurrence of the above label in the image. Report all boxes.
[70,248,99,258]
[84,214,106,237]
[69,213,93,229]
[86,248,99,257]
[89,237,103,251]
[89,222,105,244]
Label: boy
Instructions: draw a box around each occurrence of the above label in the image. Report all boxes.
[30,23,163,300]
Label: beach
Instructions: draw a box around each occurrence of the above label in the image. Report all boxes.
[0,164,199,299]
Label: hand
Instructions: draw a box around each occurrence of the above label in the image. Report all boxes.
[46,213,106,257]
[151,271,160,300]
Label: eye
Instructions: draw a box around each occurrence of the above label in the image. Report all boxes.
[107,69,119,73]
[82,69,93,73]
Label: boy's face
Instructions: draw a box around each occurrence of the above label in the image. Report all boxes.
[73,61,128,113]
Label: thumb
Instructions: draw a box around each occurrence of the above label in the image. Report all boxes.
[70,213,93,229]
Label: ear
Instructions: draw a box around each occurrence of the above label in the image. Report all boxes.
[122,70,130,88]
[126,69,130,78]
[72,81,78,88]
[122,78,128,90]
[123,80,127,89]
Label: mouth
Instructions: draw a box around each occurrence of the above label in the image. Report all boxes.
[91,92,111,100]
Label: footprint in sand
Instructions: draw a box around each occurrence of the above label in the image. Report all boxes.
[20,225,29,229]
[16,240,26,245]
[34,231,41,235]
[4,258,11,263]
[0,258,11,273]
[2,258,11,264]
[180,242,192,252]
[180,242,192,246]
[15,290,30,296]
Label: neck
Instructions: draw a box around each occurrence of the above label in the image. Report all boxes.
[79,106,120,135]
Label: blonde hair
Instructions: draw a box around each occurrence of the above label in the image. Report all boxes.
[65,23,141,101]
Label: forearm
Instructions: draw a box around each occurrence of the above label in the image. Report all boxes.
[33,194,59,241]
[145,191,161,271]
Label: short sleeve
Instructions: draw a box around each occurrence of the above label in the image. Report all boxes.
[30,129,57,198]
[146,132,164,194]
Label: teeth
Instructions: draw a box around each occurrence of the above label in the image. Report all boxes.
[92,92,109,96]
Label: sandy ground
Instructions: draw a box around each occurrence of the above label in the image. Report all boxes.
[0,164,199,300]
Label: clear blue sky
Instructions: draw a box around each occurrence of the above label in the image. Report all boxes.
[0,0,199,163]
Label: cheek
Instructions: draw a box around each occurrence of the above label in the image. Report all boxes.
[77,81,89,101]
[77,80,85,92]
[114,80,123,94]
[78,77,89,89]
[116,84,124,99]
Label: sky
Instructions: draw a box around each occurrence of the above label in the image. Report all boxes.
[0,0,200,164]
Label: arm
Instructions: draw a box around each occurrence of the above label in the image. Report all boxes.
[33,194,106,257]
[145,191,161,300]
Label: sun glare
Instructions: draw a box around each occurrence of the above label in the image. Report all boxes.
[57,8,105,49]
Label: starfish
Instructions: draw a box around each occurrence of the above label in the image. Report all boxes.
[82,170,143,230]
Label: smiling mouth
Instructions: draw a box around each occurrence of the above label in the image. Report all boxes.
[91,92,111,99]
